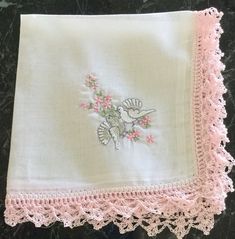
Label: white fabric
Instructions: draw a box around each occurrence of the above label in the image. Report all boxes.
[7,12,196,192]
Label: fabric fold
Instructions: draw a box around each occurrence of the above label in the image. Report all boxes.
[4,8,234,239]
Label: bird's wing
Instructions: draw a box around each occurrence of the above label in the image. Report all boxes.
[97,121,111,145]
[122,98,142,110]
[128,109,140,119]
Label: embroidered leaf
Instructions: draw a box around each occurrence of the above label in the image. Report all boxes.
[80,75,156,149]
[88,103,94,109]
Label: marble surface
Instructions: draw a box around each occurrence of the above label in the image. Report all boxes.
[0,0,234,238]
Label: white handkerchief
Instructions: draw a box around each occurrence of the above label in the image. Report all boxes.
[5,7,234,239]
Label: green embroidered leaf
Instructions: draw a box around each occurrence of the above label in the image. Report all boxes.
[99,110,106,117]
[88,103,93,109]
[96,90,104,97]
[82,74,156,150]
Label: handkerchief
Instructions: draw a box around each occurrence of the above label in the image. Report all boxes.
[5,7,235,239]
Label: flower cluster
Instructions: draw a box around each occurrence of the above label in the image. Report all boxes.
[146,134,155,144]
[138,115,152,128]
[85,74,98,90]
[127,130,141,141]
[80,74,156,146]
[93,93,112,112]
[81,74,116,117]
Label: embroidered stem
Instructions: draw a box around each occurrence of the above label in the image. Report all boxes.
[4,8,234,239]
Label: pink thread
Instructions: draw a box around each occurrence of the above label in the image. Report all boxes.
[80,102,89,110]
[146,134,155,144]
[4,8,235,239]
[85,73,98,90]
[127,130,140,141]
[139,115,151,128]
[93,103,99,113]
[94,96,103,105]
[105,95,112,101]
[101,98,112,109]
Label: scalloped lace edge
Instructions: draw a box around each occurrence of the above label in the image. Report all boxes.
[4,8,235,239]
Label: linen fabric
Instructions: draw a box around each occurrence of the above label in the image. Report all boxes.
[5,8,234,239]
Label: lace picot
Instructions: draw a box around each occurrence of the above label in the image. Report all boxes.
[4,8,234,239]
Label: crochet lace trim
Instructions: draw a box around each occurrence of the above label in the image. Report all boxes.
[4,8,234,239]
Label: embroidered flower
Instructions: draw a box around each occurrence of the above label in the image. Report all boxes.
[102,96,112,109]
[80,102,90,110]
[105,95,112,101]
[138,115,152,128]
[146,134,155,144]
[93,103,99,113]
[94,96,103,105]
[80,74,156,149]
[127,130,141,141]
[85,74,98,90]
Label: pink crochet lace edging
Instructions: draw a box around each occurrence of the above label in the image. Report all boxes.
[4,8,235,239]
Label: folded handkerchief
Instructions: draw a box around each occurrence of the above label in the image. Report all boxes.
[5,7,234,239]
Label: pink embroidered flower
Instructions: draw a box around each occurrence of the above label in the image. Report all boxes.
[102,101,112,109]
[105,95,112,101]
[95,96,103,105]
[92,102,100,113]
[85,74,98,90]
[80,102,89,110]
[146,134,155,144]
[101,95,112,109]
[133,130,140,138]
[127,130,141,141]
[139,115,151,128]
[81,74,156,149]
[127,133,134,141]
[93,106,99,113]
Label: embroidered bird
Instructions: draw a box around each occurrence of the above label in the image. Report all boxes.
[117,98,156,124]
[81,75,157,150]
[97,110,125,150]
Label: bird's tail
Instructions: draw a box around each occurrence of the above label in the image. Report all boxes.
[146,109,156,114]
[97,122,111,145]
[140,109,156,117]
